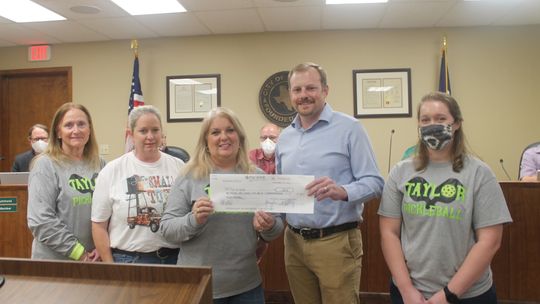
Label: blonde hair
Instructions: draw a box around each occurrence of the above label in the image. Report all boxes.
[128,105,163,132]
[45,103,101,170]
[182,107,255,179]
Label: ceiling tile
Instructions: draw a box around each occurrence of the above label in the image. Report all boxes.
[180,0,254,11]
[253,0,324,8]
[380,2,454,28]
[135,13,211,36]
[323,4,386,29]
[0,0,538,47]
[23,20,111,43]
[438,1,520,27]
[491,1,540,26]
[0,24,61,45]
[77,17,158,39]
[259,6,321,31]
[196,9,265,34]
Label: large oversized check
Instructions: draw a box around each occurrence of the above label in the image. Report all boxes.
[210,174,314,213]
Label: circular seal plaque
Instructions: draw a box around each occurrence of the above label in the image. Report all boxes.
[258,71,296,128]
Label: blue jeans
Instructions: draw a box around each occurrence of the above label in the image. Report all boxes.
[112,251,178,265]
[213,284,264,304]
[390,281,497,304]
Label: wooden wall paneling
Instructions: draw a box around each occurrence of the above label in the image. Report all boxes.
[500,182,540,302]
[0,185,32,258]
[360,198,391,292]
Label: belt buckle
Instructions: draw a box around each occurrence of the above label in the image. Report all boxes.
[300,228,313,239]
[156,248,167,259]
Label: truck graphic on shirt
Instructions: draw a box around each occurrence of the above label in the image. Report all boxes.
[125,175,161,232]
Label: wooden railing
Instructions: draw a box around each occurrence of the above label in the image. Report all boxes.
[1,183,539,302]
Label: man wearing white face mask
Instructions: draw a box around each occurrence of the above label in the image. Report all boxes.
[12,124,49,172]
[249,123,281,174]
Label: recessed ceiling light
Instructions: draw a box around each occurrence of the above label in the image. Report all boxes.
[326,0,388,4]
[0,0,66,22]
[109,0,186,16]
[70,5,102,15]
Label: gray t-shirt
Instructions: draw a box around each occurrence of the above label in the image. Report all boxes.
[27,155,104,260]
[378,156,512,299]
[161,170,284,299]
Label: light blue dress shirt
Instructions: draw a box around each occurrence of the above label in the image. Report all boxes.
[276,103,384,228]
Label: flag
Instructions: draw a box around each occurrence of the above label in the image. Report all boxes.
[438,39,451,95]
[124,55,144,153]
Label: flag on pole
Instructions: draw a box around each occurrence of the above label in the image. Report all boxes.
[438,36,451,95]
[124,40,144,153]
[128,56,144,113]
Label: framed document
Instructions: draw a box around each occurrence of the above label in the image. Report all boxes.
[353,68,412,118]
[166,74,221,122]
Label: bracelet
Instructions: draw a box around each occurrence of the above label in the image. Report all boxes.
[443,285,460,304]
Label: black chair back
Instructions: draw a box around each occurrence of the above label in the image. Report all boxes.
[163,146,190,163]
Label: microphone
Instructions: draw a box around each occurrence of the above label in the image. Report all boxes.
[388,129,395,173]
[499,158,511,181]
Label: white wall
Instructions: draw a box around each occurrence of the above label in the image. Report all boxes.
[1,25,538,180]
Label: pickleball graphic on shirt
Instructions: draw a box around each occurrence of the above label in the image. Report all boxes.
[68,173,98,206]
[403,177,465,221]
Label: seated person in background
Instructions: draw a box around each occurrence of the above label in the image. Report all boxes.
[520,143,540,182]
[160,133,190,162]
[12,124,49,172]
[249,123,282,262]
[248,123,281,174]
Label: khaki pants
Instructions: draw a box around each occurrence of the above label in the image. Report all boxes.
[284,227,363,304]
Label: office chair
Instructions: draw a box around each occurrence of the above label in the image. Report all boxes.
[518,141,540,180]
[163,146,190,163]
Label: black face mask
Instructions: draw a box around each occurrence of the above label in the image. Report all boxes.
[419,124,453,150]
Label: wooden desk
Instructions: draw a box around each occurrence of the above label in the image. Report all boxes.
[0,258,212,304]
[493,182,540,302]
[0,185,32,258]
[260,182,540,303]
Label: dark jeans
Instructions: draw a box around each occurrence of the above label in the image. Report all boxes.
[213,284,264,304]
[390,281,497,304]
[112,248,178,265]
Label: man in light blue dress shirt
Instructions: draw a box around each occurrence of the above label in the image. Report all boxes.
[276,62,384,304]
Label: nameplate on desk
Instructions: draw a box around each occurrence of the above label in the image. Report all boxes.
[0,197,17,212]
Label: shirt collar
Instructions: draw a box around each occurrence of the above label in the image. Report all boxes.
[291,103,332,130]
[256,148,269,160]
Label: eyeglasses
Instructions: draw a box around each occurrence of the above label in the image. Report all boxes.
[30,137,48,143]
